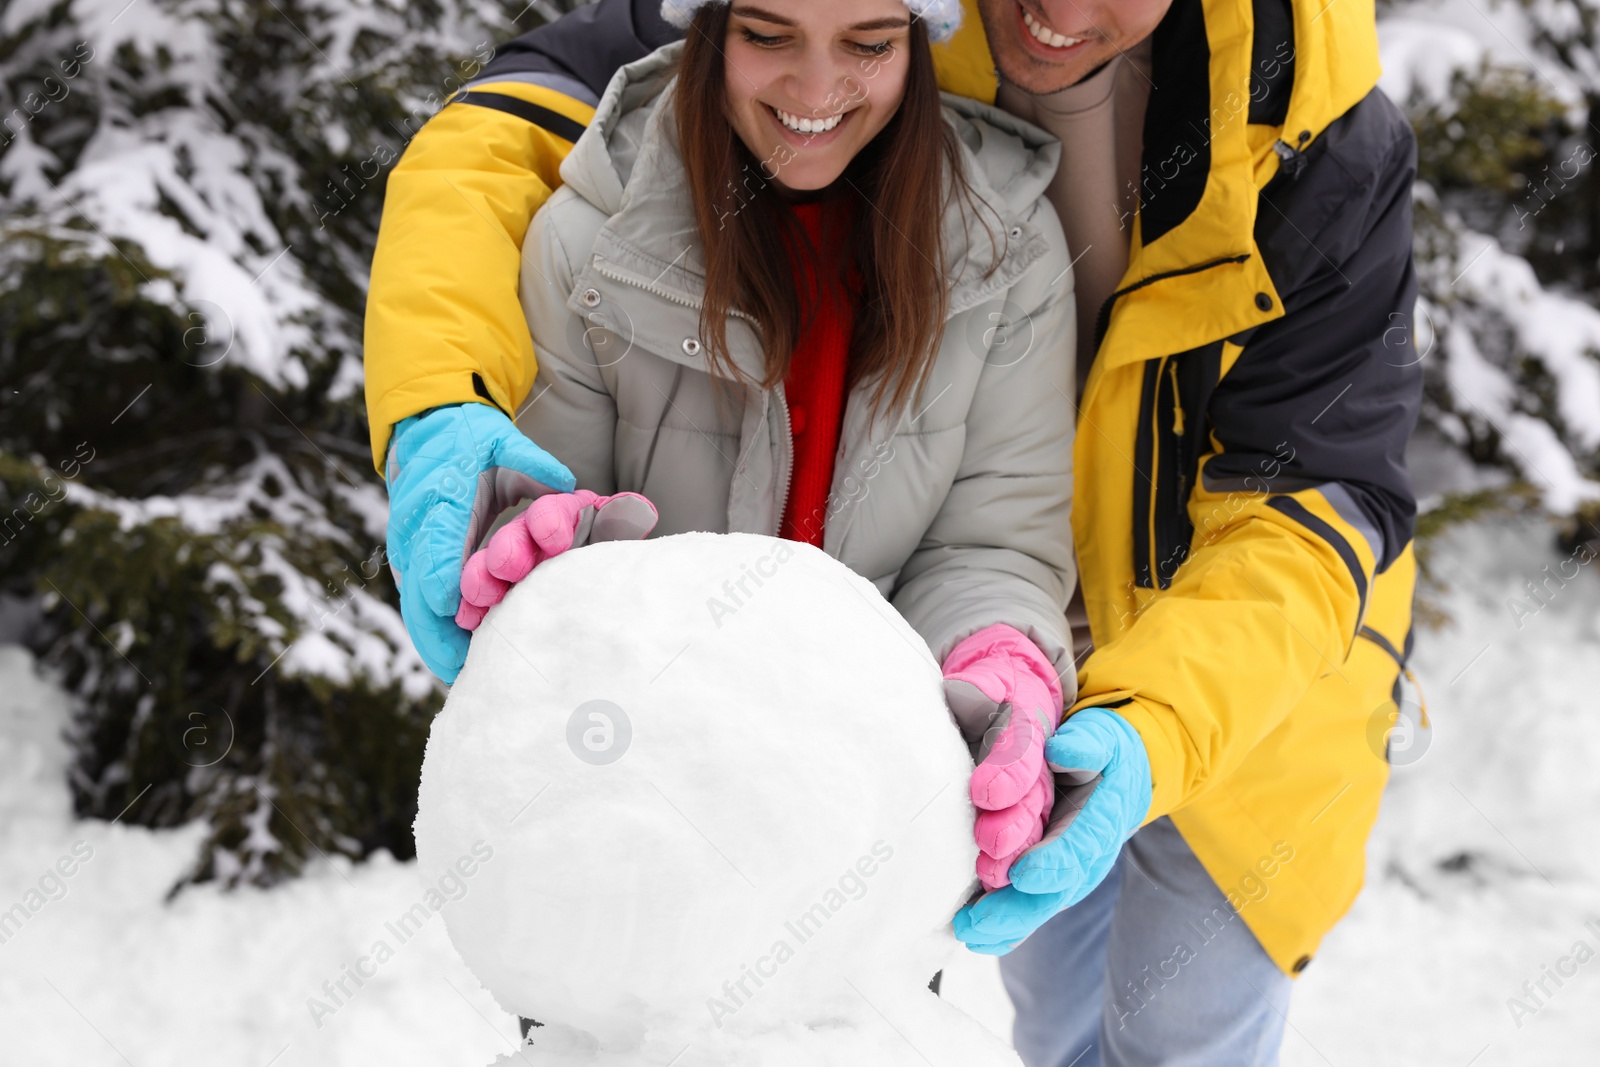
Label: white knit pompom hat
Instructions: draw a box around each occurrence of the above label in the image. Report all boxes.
[661,0,962,43]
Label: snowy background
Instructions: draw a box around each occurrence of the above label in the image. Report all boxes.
[2,0,1599,1063]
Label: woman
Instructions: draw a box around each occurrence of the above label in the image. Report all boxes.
[457,0,1077,891]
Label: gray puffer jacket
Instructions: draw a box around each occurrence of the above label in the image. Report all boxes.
[517,42,1078,678]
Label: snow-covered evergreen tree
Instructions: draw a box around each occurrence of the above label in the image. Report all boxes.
[0,0,578,886]
[1380,0,1600,532]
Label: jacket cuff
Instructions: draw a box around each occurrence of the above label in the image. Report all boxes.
[1069,693,1187,823]
[941,622,1065,708]
[930,614,1075,693]
[367,372,509,474]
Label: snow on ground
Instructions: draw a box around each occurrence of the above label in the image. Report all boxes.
[0,643,519,1067]
[1,511,1597,1066]
[1281,510,1600,1067]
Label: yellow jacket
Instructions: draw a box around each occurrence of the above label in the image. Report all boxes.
[364,0,1422,975]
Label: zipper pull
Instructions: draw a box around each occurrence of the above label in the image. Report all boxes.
[1168,361,1185,435]
[1272,130,1310,180]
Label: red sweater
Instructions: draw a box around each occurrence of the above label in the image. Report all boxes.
[779,198,857,547]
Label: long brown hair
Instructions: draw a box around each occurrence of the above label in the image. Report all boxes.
[675,5,989,418]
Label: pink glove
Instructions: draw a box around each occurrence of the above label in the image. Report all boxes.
[942,624,1065,891]
[455,490,658,630]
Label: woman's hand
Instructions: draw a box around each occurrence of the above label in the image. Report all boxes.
[455,490,659,630]
[941,624,1066,890]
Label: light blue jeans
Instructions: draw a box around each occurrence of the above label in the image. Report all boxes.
[998,817,1291,1067]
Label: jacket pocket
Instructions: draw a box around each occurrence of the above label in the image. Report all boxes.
[1134,342,1223,589]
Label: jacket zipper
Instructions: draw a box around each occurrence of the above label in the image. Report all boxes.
[771,386,793,536]
[1169,360,1185,436]
[1169,359,1188,544]
[594,262,699,311]
[1163,359,1189,587]
[1130,358,1160,588]
[593,262,755,322]
[1148,356,1168,586]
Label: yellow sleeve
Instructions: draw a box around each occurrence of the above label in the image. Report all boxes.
[362,83,596,472]
[1073,483,1378,819]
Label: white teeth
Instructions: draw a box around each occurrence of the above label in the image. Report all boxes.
[774,108,843,134]
[1022,9,1083,49]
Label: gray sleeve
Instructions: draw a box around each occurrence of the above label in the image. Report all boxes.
[890,242,1078,693]
[515,198,619,496]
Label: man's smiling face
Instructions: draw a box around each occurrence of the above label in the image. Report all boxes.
[976,0,1173,95]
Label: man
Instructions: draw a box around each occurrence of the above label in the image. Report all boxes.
[366,1,1421,1063]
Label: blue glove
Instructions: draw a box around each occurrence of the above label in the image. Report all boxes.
[953,707,1153,954]
[385,403,575,682]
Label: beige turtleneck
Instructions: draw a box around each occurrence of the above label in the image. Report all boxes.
[997,35,1154,402]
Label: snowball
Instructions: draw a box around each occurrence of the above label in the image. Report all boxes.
[415,533,1020,1066]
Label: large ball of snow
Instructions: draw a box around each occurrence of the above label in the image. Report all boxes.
[416,532,1018,1065]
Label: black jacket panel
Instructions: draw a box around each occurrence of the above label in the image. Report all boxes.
[1206,87,1421,573]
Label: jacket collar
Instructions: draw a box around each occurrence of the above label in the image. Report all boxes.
[559,41,1062,380]
[934,0,1382,388]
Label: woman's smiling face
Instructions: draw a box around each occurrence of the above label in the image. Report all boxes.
[721,0,914,192]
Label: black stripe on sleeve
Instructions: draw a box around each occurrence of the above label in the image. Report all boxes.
[474,0,679,105]
[1268,495,1368,624]
[451,91,588,143]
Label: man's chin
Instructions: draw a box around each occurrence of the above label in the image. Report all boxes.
[993,43,1109,95]
[982,17,1107,93]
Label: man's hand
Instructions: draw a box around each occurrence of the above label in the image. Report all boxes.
[953,707,1153,953]
[942,625,1065,890]
[456,489,659,629]
[385,403,575,683]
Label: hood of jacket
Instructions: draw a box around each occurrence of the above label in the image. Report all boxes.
[555,40,1061,380]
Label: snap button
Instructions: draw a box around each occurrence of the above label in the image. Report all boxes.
[682,338,702,357]
[1254,292,1273,312]
[581,288,601,307]
[1008,226,1023,240]
[1292,954,1312,974]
